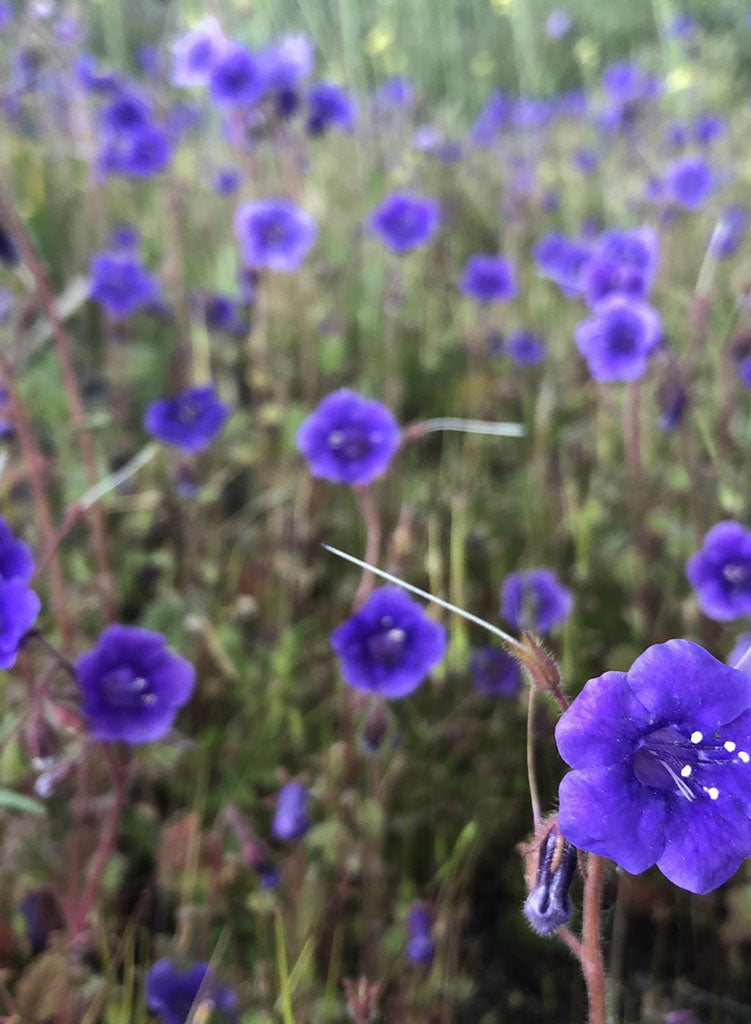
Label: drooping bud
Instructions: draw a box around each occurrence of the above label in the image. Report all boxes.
[512,632,562,694]
[523,824,577,936]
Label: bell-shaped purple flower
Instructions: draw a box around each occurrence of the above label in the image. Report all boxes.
[76,625,195,743]
[234,199,317,272]
[296,389,400,485]
[0,515,35,584]
[272,781,310,841]
[557,639,751,894]
[459,254,517,304]
[144,384,231,453]
[0,579,41,669]
[500,569,573,633]
[574,295,661,382]
[665,156,716,210]
[370,192,441,255]
[686,521,751,622]
[172,16,227,88]
[581,225,659,307]
[89,250,160,318]
[523,824,577,935]
[146,958,238,1024]
[470,647,522,697]
[306,81,355,136]
[209,44,267,109]
[405,904,435,965]
[331,586,447,699]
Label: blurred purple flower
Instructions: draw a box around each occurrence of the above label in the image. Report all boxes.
[470,647,522,697]
[98,123,173,178]
[76,625,195,743]
[687,522,751,621]
[235,199,317,271]
[212,166,240,196]
[545,9,571,39]
[99,89,152,136]
[557,639,751,893]
[331,587,447,699]
[665,156,716,210]
[574,295,662,382]
[306,81,355,136]
[0,580,41,669]
[500,569,573,633]
[89,250,160,318]
[375,76,415,111]
[172,16,227,88]
[693,112,726,146]
[0,222,19,268]
[469,90,510,147]
[145,384,231,453]
[209,44,267,109]
[296,389,400,485]
[0,515,35,584]
[146,958,238,1024]
[533,232,592,296]
[272,781,310,841]
[582,225,659,307]
[573,147,598,174]
[370,192,440,254]
[406,904,435,965]
[459,254,516,303]
[711,205,747,258]
[504,330,546,367]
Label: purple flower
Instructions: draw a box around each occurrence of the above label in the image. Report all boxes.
[665,156,716,210]
[406,904,435,965]
[503,330,546,366]
[370,192,441,255]
[0,515,35,584]
[99,89,152,136]
[533,233,592,296]
[500,569,573,633]
[545,9,571,39]
[0,223,18,269]
[693,112,726,146]
[468,91,510,147]
[556,639,751,894]
[234,199,317,271]
[711,205,747,258]
[144,384,231,453]
[263,33,314,92]
[146,958,238,1024]
[209,44,267,109]
[172,17,227,88]
[76,625,195,743]
[574,296,662,382]
[331,587,447,699]
[89,251,160,318]
[470,647,522,697]
[202,293,244,334]
[272,781,310,841]
[459,254,517,304]
[0,580,41,669]
[374,76,415,111]
[212,167,240,196]
[581,226,659,307]
[296,389,400,485]
[98,123,173,178]
[686,522,751,622]
[523,824,577,935]
[306,81,355,136]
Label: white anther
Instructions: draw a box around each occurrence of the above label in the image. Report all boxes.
[387,628,406,643]
[680,765,692,778]
[740,751,750,763]
[725,741,737,752]
[706,786,719,800]
[691,731,703,744]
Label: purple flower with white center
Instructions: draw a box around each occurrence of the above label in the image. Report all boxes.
[370,192,441,255]
[406,904,435,965]
[144,384,231,453]
[729,634,751,675]
[272,781,310,841]
[172,16,227,88]
[470,647,522,697]
[209,44,267,109]
[146,958,238,1024]
[686,522,751,622]
[665,156,716,210]
[523,825,577,935]
[503,330,546,367]
[574,296,662,382]
[556,639,751,894]
[0,516,35,584]
[296,389,400,485]
[76,625,195,744]
[306,81,355,136]
[501,569,572,633]
[459,254,517,304]
[582,226,659,307]
[234,199,317,272]
[0,580,41,669]
[331,587,447,699]
[89,251,160,318]
[545,9,571,39]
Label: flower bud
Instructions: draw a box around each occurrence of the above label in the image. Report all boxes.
[523,824,577,936]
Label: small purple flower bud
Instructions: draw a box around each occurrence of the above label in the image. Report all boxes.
[406,903,435,965]
[272,781,310,841]
[523,825,577,936]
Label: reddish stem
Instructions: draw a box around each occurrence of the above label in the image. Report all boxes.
[353,485,383,607]
[580,853,608,1024]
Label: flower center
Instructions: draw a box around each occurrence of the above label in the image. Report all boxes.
[366,616,407,665]
[177,399,201,424]
[633,723,749,801]
[722,561,751,588]
[327,427,372,461]
[608,321,637,356]
[101,666,156,710]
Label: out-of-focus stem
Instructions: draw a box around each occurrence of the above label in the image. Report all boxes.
[581,853,608,1024]
[526,687,542,833]
[353,485,382,607]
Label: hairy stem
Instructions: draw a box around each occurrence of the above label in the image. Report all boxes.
[581,853,608,1024]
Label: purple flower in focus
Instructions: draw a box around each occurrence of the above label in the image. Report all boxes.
[172,17,226,87]
[470,647,522,697]
[296,389,400,485]
[146,958,238,1024]
[306,82,355,136]
[524,824,577,935]
[89,251,159,318]
[459,254,517,304]
[574,296,662,382]
[331,587,447,699]
[272,781,310,841]
[686,522,751,622]
[209,44,267,109]
[503,330,546,366]
[556,639,751,894]
[665,156,716,210]
[234,199,317,271]
[370,192,440,255]
[500,569,573,633]
[76,625,195,743]
[406,904,435,965]
[0,580,41,669]
[145,384,231,453]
